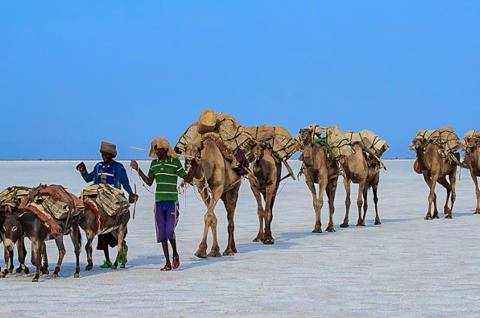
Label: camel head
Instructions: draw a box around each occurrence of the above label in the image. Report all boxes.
[297,128,314,147]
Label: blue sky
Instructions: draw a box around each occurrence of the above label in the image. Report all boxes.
[1,1,479,159]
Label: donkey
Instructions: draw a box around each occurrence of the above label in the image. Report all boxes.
[2,208,82,282]
[0,205,29,276]
[79,202,130,270]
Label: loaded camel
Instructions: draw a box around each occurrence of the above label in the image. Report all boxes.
[410,130,459,219]
[462,131,480,214]
[297,126,339,233]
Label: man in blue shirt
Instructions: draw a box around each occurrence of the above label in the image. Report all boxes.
[76,141,138,268]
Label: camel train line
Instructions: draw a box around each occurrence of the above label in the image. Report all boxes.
[1,110,479,281]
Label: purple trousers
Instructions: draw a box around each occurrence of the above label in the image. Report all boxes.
[154,201,179,243]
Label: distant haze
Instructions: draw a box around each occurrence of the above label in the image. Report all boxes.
[1,1,479,160]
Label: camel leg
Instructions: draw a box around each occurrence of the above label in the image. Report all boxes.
[425,175,439,221]
[471,170,480,214]
[305,173,321,233]
[70,227,81,278]
[263,184,277,244]
[372,183,381,225]
[195,183,214,259]
[85,230,95,271]
[222,186,240,255]
[53,236,66,278]
[31,240,43,282]
[447,170,457,219]
[250,183,265,242]
[325,178,338,232]
[361,186,368,226]
[340,177,351,228]
[206,186,224,258]
[356,181,366,226]
[437,176,451,216]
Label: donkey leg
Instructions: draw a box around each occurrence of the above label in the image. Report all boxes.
[341,178,351,227]
[85,230,95,271]
[53,237,66,277]
[70,227,81,277]
[41,242,49,275]
[16,237,29,274]
[1,246,10,277]
[31,240,43,282]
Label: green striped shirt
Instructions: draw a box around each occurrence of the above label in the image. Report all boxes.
[148,157,187,202]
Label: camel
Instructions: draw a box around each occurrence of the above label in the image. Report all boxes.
[186,136,243,258]
[79,203,130,270]
[411,137,457,219]
[247,142,282,244]
[297,127,339,233]
[462,132,480,214]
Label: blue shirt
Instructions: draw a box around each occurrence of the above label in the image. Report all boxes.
[81,160,133,195]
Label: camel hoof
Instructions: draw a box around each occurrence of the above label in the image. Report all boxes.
[424,215,432,220]
[312,228,322,233]
[16,267,23,273]
[356,222,366,227]
[0,272,6,278]
[374,220,382,225]
[53,273,59,278]
[194,250,208,259]
[445,214,453,219]
[207,250,222,258]
[222,250,235,256]
[325,226,336,233]
[253,237,262,243]
[85,264,93,271]
[340,223,349,228]
[74,273,80,278]
[32,276,39,282]
[474,210,480,214]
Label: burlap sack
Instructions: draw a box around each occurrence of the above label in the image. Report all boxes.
[327,126,354,159]
[245,125,299,161]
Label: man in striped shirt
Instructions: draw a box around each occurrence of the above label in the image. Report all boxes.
[131,137,193,271]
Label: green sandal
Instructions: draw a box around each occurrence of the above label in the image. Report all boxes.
[99,260,112,269]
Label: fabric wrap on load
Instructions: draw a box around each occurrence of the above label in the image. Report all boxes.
[0,186,31,208]
[244,125,300,161]
[19,185,84,237]
[81,184,129,218]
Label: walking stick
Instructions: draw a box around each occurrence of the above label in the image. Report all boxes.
[133,184,137,220]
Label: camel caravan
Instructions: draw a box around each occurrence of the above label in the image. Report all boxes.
[1,110,479,281]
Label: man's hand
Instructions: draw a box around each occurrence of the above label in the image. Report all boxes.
[130,160,139,172]
[129,193,139,204]
[76,162,86,172]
